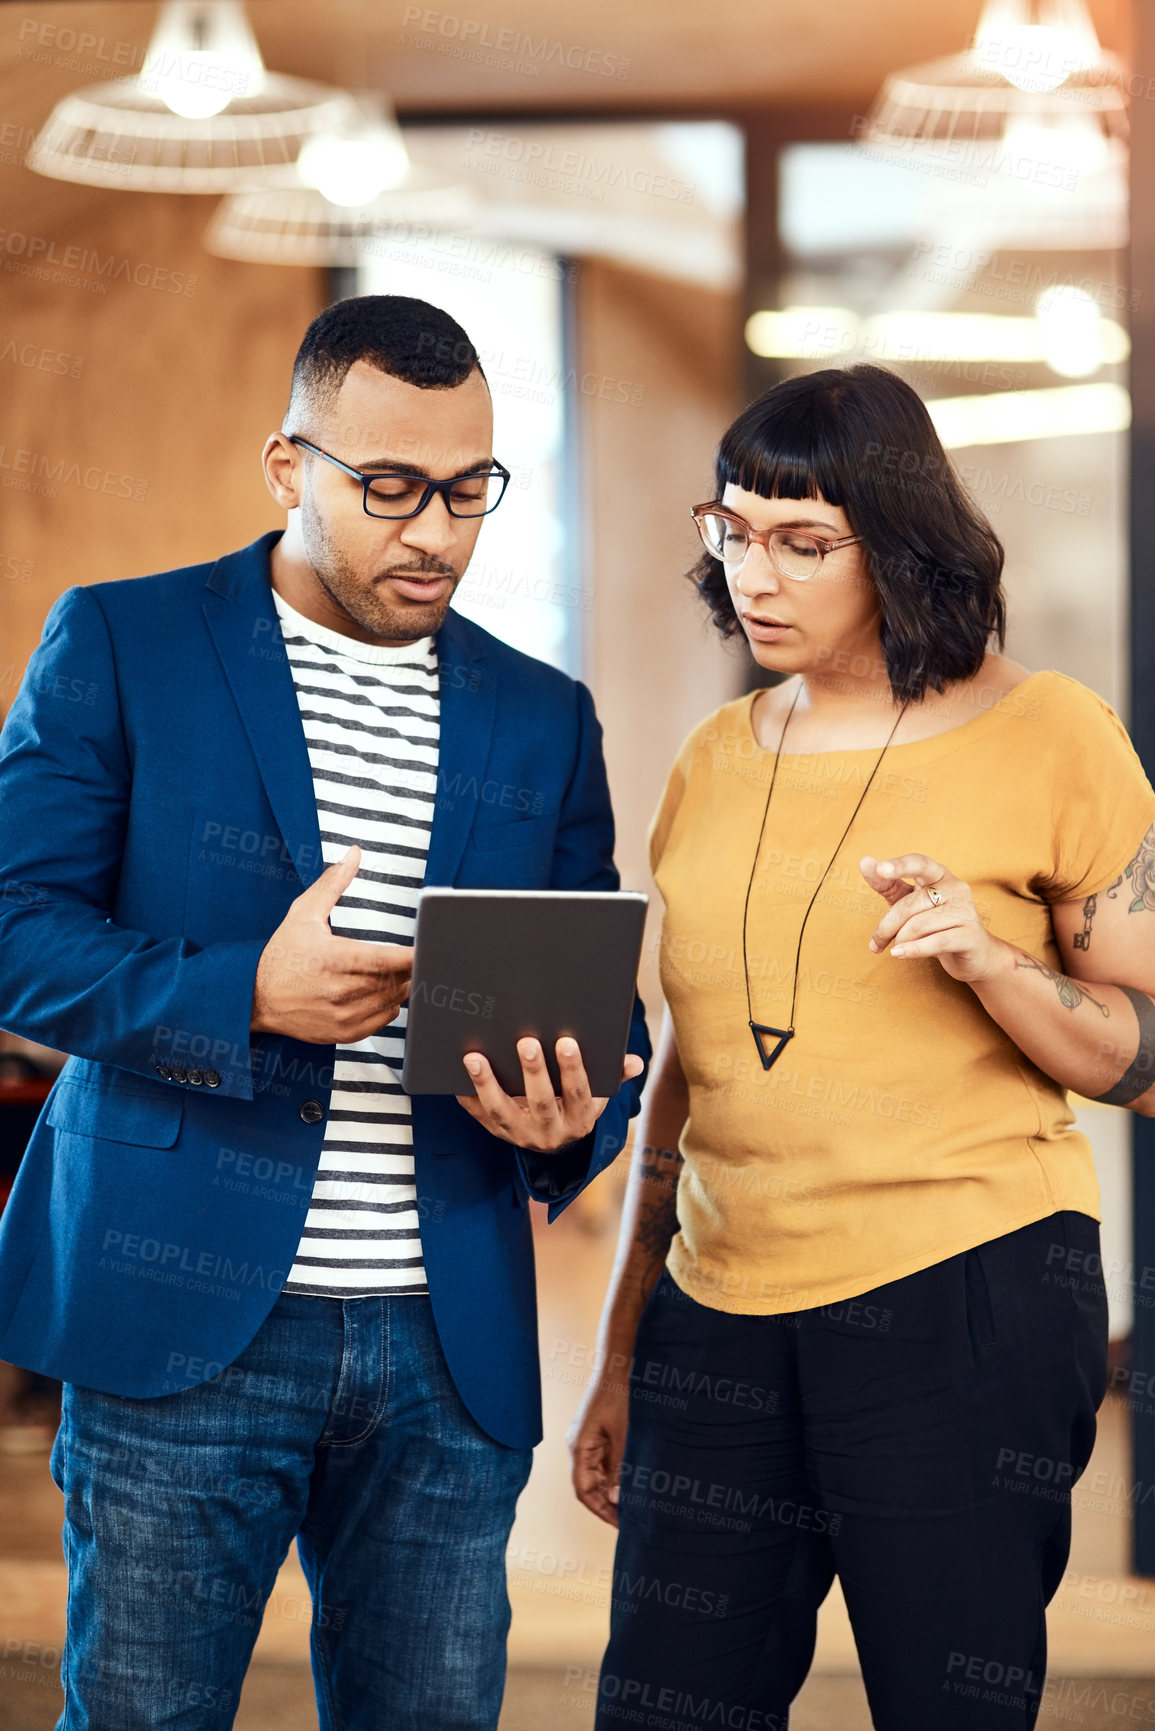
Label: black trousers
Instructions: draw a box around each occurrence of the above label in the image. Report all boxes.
[596,1212,1107,1731]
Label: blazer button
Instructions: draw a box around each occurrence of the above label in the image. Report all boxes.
[299,1099,324,1125]
[155,1062,172,1081]
[187,1068,203,1086]
[171,1065,188,1085]
[203,1069,221,1088]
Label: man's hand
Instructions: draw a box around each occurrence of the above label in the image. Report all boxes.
[456,1036,644,1151]
[861,852,1009,984]
[251,845,412,1042]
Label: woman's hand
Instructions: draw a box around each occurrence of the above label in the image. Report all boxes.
[861,853,1012,985]
[568,1370,631,1528]
[456,1036,644,1151]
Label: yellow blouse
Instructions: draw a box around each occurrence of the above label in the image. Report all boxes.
[650,672,1155,1315]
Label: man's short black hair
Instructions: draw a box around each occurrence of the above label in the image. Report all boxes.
[691,364,1006,705]
[286,294,486,425]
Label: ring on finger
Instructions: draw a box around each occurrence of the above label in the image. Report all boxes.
[927,885,944,906]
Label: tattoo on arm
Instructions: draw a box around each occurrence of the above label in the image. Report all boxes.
[1099,824,1155,918]
[1013,950,1111,1016]
[1094,985,1155,1106]
[633,1143,683,1292]
[1125,826,1155,913]
[1072,828,1155,951]
[1073,893,1097,951]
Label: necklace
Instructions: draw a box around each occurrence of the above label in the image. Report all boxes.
[741,684,910,1070]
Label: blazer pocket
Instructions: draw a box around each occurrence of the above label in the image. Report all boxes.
[45,1077,185,1149]
[469,814,556,852]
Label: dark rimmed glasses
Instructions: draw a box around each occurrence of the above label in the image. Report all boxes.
[289,436,511,520]
[691,502,862,579]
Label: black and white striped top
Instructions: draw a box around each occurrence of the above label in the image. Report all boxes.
[273,588,438,1297]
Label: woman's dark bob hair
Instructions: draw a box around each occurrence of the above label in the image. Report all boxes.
[691,364,1006,705]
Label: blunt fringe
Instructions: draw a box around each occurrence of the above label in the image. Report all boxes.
[691,364,1006,704]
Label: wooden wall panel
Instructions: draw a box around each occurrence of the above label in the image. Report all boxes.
[0,6,323,707]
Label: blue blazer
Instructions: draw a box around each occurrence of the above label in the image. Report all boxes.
[0,531,650,1450]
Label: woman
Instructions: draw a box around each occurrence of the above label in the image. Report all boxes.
[570,364,1155,1731]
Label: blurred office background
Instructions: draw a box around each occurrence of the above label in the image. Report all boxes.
[1,1,1153,1725]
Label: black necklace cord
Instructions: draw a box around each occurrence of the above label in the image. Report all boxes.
[740,681,802,1032]
[742,686,911,1038]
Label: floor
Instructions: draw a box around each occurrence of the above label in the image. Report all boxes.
[1,1174,1153,1727]
[1,1663,1154,1731]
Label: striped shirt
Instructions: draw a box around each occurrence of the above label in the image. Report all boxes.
[272,588,437,1297]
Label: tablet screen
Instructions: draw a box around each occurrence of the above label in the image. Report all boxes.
[401,889,647,1096]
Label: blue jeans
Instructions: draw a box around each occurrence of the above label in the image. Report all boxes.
[50,1292,534,1730]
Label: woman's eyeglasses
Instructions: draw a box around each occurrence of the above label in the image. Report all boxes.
[691,503,861,579]
[289,437,511,521]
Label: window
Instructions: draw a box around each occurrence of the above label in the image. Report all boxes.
[358,239,574,674]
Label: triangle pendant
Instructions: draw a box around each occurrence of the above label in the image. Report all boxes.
[749,1022,794,1071]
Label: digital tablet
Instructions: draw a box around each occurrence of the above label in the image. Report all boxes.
[401,889,648,1097]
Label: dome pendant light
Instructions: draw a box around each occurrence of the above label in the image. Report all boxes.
[27,0,363,193]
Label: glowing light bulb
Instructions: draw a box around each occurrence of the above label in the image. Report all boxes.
[298,126,410,208]
[977,22,1089,93]
[143,51,250,117]
[1035,286,1103,377]
[138,2,265,119]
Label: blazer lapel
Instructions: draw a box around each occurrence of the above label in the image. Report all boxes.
[202,544,495,893]
[202,533,324,889]
[426,608,496,887]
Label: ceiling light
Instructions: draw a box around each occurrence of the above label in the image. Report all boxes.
[1034,285,1105,376]
[744,308,858,359]
[204,173,479,265]
[744,305,1129,371]
[297,96,411,209]
[860,0,1126,168]
[138,0,263,118]
[27,0,362,192]
[866,310,1044,361]
[981,27,1082,94]
[973,0,1099,93]
[927,381,1130,446]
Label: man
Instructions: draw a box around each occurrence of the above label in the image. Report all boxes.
[0,294,650,1730]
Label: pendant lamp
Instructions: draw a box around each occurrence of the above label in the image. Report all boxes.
[27,0,363,193]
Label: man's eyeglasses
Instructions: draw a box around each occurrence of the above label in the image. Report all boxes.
[691,503,861,580]
[289,436,511,521]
